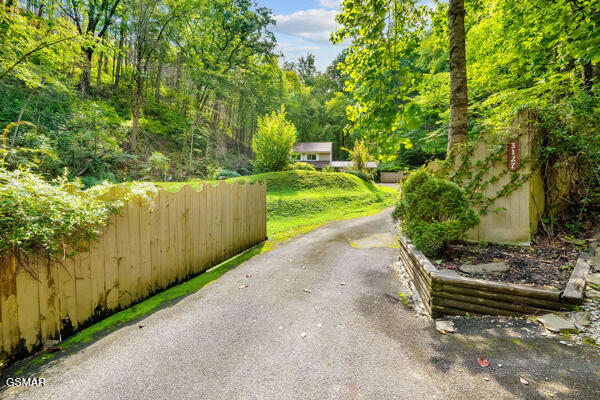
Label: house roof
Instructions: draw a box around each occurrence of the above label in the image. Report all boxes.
[292,142,332,153]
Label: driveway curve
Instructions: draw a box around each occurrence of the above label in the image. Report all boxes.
[3,209,599,399]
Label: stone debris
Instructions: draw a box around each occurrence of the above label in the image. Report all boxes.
[536,314,576,333]
[43,339,60,349]
[459,262,509,275]
[435,320,456,334]
[572,311,591,327]
[586,273,600,291]
[586,289,600,299]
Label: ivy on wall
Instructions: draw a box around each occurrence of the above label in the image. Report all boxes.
[432,135,537,216]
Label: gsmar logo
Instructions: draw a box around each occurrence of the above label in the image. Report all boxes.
[5,377,46,387]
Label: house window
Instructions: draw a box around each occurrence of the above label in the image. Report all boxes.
[307,154,317,161]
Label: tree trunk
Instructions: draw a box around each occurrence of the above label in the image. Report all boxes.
[447,0,468,154]
[582,61,594,92]
[96,51,103,89]
[80,47,94,96]
[155,61,163,102]
[114,28,124,90]
[129,66,143,148]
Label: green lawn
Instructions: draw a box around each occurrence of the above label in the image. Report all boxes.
[157,171,398,237]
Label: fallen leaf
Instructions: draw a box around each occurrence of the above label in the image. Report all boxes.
[303,288,311,293]
[245,274,252,278]
[301,332,307,338]
[138,324,146,329]
[477,356,490,367]
[340,282,347,286]
[439,329,447,335]
[47,346,62,353]
[239,284,248,289]
[520,377,529,386]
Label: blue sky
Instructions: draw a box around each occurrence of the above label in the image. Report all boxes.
[259,0,344,71]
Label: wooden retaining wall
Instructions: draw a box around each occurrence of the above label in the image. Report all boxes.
[398,236,578,319]
[0,181,267,359]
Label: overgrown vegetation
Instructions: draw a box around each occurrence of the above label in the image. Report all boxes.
[393,170,479,256]
[0,168,156,260]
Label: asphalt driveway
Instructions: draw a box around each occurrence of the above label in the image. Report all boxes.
[3,209,599,399]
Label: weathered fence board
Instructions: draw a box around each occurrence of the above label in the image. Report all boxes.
[0,182,267,359]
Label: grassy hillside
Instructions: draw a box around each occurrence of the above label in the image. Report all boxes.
[158,171,398,236]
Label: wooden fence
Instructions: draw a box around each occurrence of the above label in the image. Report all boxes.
[0,181,267,359]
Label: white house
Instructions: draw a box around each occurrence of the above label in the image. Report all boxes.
[292,142,333,168]
[292,141,378,170]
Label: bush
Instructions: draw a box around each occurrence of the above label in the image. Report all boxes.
[393,170,479,256]
[291,162,316,171]
[0,168,157,259]
[322,165,336,173]
[0,170,110,256]
[238,167,253,176]
[342,139,372,172]
[216,169,241,180]
[251,106,296,173]
[345,170,373,181]
[146,151,170,181]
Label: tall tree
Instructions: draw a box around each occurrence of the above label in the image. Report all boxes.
[59,0,122,96]
[447,0,468,152]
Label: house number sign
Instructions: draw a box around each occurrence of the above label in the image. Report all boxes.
[507,139,519,171]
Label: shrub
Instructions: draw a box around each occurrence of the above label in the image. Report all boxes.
[393,170,479,256]
[238,167,253,176]
[251,106,296,173]
[345,170,373,181]
[342,139,372,172]
[0,168,158,261]
[146,151,170,181]
[291,162,316,171]
[322,165,336,173]
[216,169,241,180]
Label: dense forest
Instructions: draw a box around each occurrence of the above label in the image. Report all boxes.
[1,0,599,186]
[0,0,357,185]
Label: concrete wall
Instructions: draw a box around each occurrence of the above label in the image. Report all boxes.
[0,181,267,359]
[380,172,404,183]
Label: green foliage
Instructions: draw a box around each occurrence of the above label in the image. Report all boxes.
[216,169,241,180]
[0,169,110,258]
[146,152,170,181]
[345,170,373,182]
[342,139,371,172]
[333,0,427,160]
[394,170,479,255]
[251,106,296,173]
[290,162,315,171]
